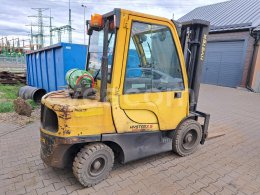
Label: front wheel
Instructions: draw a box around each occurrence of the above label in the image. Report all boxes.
[73,143,114,187]
[173,119,202,156]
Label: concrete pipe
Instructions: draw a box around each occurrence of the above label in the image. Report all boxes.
[18,86,46,102]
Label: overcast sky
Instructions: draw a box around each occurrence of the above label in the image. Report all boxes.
[0,0,227,47]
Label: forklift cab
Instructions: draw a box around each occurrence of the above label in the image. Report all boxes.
[86,10,190,132]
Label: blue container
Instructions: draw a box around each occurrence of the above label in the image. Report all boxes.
[26,42,87,92]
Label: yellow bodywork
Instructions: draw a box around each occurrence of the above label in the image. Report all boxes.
[41,9,189,138]
[41,91,115,137]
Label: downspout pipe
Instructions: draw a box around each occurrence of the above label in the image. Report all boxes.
[246,28,260,92]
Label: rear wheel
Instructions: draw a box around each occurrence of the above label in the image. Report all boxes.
[73,143,114,187]
[173,119,202,156]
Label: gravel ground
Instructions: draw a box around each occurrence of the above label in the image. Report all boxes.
[0,107,40,126]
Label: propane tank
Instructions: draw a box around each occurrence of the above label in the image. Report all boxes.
[65,69,95,98]
[66,69,94,90]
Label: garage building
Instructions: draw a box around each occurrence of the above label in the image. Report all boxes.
[178,0,260,91]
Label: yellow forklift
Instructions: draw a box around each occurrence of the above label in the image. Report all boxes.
[40,9,210,187]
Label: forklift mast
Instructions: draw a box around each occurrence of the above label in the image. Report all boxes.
[176,20,210,112]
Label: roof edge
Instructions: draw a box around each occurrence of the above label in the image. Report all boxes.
[210,22,252,31]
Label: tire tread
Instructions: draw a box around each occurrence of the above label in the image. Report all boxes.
[173,119,202,157]
[73,143,114,187]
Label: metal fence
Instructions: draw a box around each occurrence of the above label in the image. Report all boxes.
[0,56,26,72]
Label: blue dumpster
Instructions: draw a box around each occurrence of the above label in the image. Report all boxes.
[26,42,87,92]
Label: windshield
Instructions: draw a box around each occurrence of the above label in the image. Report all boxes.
[87,29,116,81]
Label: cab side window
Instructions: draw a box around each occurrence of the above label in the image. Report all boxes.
[124,22,184,94]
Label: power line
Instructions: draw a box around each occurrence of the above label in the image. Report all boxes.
[49,0,74,43]
[50,9,53,45]
[68,0,72,43]
[28,8,50,49]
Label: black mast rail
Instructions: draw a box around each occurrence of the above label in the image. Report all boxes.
[179,19,210,112]
[174,19,210,144]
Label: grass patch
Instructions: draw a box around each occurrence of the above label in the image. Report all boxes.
[0,84,22,100]
[0,84,39,113]
[0,102,14,113]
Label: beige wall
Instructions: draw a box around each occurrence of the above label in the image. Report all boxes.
[250,40,260,92]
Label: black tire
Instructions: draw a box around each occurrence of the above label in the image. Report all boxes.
[173,119,202,156]
[73,143,114,187]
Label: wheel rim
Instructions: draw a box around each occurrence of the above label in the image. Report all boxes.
[182,129,198,150]
[88,156,106,177]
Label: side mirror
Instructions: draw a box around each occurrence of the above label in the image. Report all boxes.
[86,20,93,35]
[88,28,93,36]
